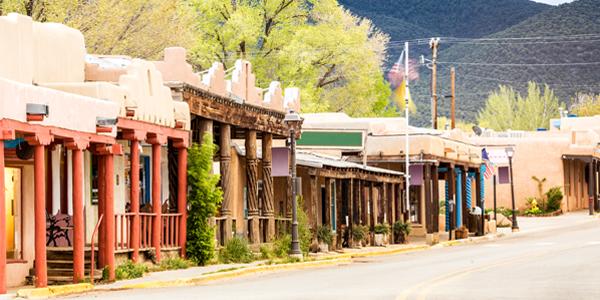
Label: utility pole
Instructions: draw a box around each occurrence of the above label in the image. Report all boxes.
[451,67,455,130]
[430,38,440,130]
[404,41,410,219]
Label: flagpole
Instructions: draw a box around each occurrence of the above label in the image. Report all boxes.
[405,41,410,214]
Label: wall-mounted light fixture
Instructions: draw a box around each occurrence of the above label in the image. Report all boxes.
[97,117,118,133]
[26,103,49,122]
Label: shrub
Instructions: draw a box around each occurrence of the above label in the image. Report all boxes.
[317,225,335,247]
[352,224,368,241]
[296,196,313,257]
[393,219,412,236]
[218,237,255,264]
[545,186,565,212]
[271,234,292,258]
[374,223,390,235]
[115,261,148,280]
[152,258,195,271]
[186,133,223,266]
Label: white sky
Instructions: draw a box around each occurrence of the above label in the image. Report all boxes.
[531,0,575,5]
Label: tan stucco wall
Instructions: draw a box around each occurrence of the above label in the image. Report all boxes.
[0,13,84,85]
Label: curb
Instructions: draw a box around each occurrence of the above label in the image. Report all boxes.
[118,257,352,289]
[16,283,93,299]
[434,233,507,248]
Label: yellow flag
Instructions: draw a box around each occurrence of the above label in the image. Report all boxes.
[393,79,417,113]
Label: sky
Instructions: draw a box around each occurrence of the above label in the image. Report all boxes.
[531,0,575,5]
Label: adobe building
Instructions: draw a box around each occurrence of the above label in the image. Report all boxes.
[0,13,191,290]
[302,113,486,244]
[466,115,600,215]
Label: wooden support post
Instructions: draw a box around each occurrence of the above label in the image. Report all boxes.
[461,166,468,228]
[348,179,354,248]
[432,167,439,233]
[245,129,259,244]
[220,124,233,243]
[309,169,318,252]
[97,155,105,268]
[589,161,594,215]
[262,132,275,240]
[130,140,141,262]
[104,154,115,279]
[177,147,188,255]
[335,179,342,249]
[72,149,85,282]
[475,168,482,236]
[425,164,432,234]
[357,180,364,226]
[449,166,456,239]
[369,183,376,240]
[151,144,162,263]
[34,145,48,287]
[0,141,5,293]
[594,161,598,212]
[324,178,331,228]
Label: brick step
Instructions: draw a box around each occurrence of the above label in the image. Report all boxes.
[47,260,94,269]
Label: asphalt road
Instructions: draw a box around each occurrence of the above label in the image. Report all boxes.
[62,218,600,300]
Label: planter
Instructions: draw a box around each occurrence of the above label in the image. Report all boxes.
[374,234,387,246]
[395,232,409,244]
[318,242,329,253]
[353,240,362,249]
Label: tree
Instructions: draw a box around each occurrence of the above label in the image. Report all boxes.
[570,93,600,117]
[186,132,222,266]
[435,116,476,132]
[477,82,561,131]
[0,0,192,60]
[188,0,391,117]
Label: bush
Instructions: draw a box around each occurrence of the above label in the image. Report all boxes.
[374,223,390,235]
[218,238,255,264]
[186,132,223,266]
[115,261,148,280]
[317,225,335,247]
[296,196,313,257]
[545,186,564,212]
[152,258,195,272]
[393,219,412,236]
[271,234,292,258]
[352,224,368,241]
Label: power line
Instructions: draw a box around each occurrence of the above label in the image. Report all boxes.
[437,61,600,66]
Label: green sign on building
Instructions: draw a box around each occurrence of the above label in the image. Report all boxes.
[296,130,364,149]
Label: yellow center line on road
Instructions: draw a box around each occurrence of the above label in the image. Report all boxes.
[397,244,587,300]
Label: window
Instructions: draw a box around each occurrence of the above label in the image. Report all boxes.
[124,154,151,207]
[409,185,421,224]
[5,167,22,260]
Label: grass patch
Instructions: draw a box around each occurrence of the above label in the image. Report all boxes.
[150,257,196,272]
[202,266,244,275]
[218,238,255,264]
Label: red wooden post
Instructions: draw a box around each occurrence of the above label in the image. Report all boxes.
[177,147,187,256]
[0,141,5,293]
[130,140,140,261]
[72,149,85,283]
[152,144,162,262]
[104,155,115,280]
[34,144,47,287]
[97,155,106,267]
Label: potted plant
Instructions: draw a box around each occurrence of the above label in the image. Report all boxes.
[456,225,469,239]
[317,225,335,253]
[352,225,367,248]
[374,223,390,246]
[393,220,412,244]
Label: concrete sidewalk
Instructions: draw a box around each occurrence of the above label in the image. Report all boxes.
[10,210,599,299]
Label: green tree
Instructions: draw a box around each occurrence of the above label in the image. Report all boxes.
[0,0,192,60]
[477,82,561,131]
[186,132,223,265]
[570,93,600,117]
[188,0,391,117]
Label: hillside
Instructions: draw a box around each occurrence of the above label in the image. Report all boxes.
[408,0,600,127]
[338,0,550,69]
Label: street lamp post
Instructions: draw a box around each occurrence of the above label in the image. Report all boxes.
[505,146,519,232]
[285,110,303,258]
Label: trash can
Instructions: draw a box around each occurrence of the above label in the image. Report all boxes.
[469,206,482,234]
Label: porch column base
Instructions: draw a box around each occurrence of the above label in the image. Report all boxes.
[426,233,439,246]
[224,216,233,243]
[249,216,260,244]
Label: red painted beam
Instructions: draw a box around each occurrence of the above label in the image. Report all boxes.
[1,119,114,145]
